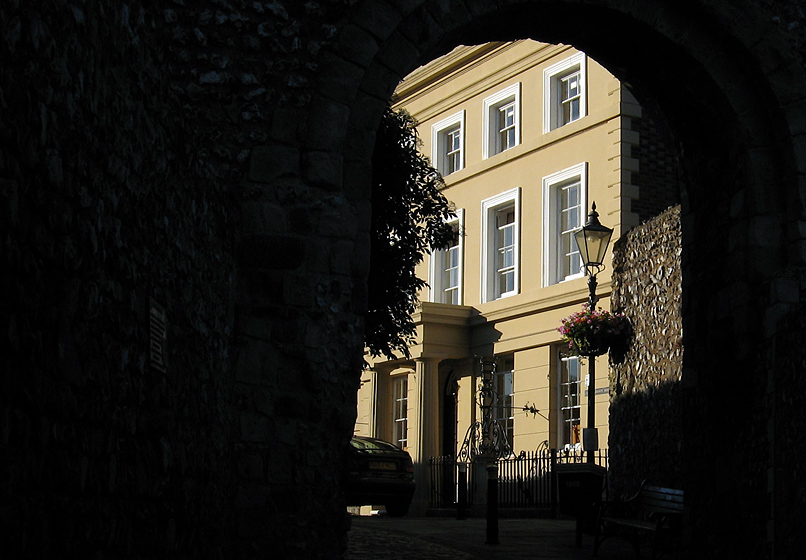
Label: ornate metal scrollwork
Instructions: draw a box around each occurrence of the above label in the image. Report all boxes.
[457,357,512,462]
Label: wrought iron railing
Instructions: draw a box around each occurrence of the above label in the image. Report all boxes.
[429,447,608,510]
[497,450,553,508]
[429,455,476,508]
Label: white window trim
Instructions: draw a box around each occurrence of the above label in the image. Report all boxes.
[481,187,521,303]
[431,111,465,176]
[543,52,587,133]
[542,163,588,287]
[429,208,465,305]
[392,374,409,450]
[557,352,582,450]
[482,83,521,159]
[494,358,515,450]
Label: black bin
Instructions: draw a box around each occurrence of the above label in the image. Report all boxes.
[555,463,606,546]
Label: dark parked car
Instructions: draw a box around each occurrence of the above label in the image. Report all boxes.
[345,436,416,517]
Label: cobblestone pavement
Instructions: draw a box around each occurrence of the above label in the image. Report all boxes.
[345,522,479,559]
[344,515,656,559]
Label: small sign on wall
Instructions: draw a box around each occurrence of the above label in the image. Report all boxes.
[150,299,167,373]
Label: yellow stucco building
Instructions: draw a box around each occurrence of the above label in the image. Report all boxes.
[355,40,676,515]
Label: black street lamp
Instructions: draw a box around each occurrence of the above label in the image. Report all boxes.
[573,202,613,464]
[456,357,511,543]
[479,357,499,545]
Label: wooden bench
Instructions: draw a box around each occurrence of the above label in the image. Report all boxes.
[593,482,684,559]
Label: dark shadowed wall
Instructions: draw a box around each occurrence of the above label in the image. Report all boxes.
[1,2,239,556]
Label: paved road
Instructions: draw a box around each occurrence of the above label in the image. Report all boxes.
[345,515,659,559]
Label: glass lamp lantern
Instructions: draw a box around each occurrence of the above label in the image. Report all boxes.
[573,202,613,270]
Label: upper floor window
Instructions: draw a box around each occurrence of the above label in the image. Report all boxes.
[483,83,521,158]
[482,188,521,303]
[432,111,465,176]
[543,163,587,286]
[544,52,587,132]
[496,208,517,294]
[430,209,464,305]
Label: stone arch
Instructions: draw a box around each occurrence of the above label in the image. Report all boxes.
[307,0,806,556]
[326,1,804,263]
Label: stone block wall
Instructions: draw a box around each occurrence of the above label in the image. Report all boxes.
[1,3,239,557]
[608,205,683,498]
[771,304,806,559]
[631,111,682,223]
[2,1,364,558]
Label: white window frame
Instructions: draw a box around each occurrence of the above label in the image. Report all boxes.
[431,111,465,176]
[542,163,588,286]
[494,356,515,450]
[481,187,521,303]
[543,52,587,133]
[429,209,465,305]
[392,375,408,450]
[482,83,521,159]
[557,352,582,450]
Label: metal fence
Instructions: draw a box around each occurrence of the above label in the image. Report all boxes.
[429,455,477,508]
[429,447,608,510]
[497,450,553,508]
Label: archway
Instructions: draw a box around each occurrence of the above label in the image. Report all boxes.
[310,1,806,556]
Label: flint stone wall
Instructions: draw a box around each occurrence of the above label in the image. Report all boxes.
[771,304,806,559]
[0,0,366,557]
[609,205,683,498]
[0,1,243,557]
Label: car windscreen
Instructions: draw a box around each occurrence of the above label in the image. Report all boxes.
[350,438,401,452]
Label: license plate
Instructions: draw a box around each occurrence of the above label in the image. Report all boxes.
[369,461,396,471]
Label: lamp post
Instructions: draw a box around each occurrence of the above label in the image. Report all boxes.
[456,357,511,543]
[573,202,613,464]
[479,357,499,545]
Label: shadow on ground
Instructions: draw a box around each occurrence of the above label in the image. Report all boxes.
[345,515,684,559]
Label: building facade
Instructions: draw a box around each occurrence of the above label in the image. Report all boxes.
[355,40,678,514]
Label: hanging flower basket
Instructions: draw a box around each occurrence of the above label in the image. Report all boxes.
[558,305,629,358]
[570,335,610,357]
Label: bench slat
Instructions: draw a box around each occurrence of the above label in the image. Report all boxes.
[594,483,684,559]
[641,494,683,504]
[601,516,658,532]
[643,485,683,497]
[640,496,684,512]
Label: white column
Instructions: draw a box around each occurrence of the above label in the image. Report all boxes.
[409,358,440,515]
[366,368,377,437]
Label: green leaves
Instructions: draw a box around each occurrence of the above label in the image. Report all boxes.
[365,105,455,361]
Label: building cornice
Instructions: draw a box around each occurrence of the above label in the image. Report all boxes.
[393,41,570,122]
[395,43,508,100]
[412,301,474,326]
[471,280,613,326]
